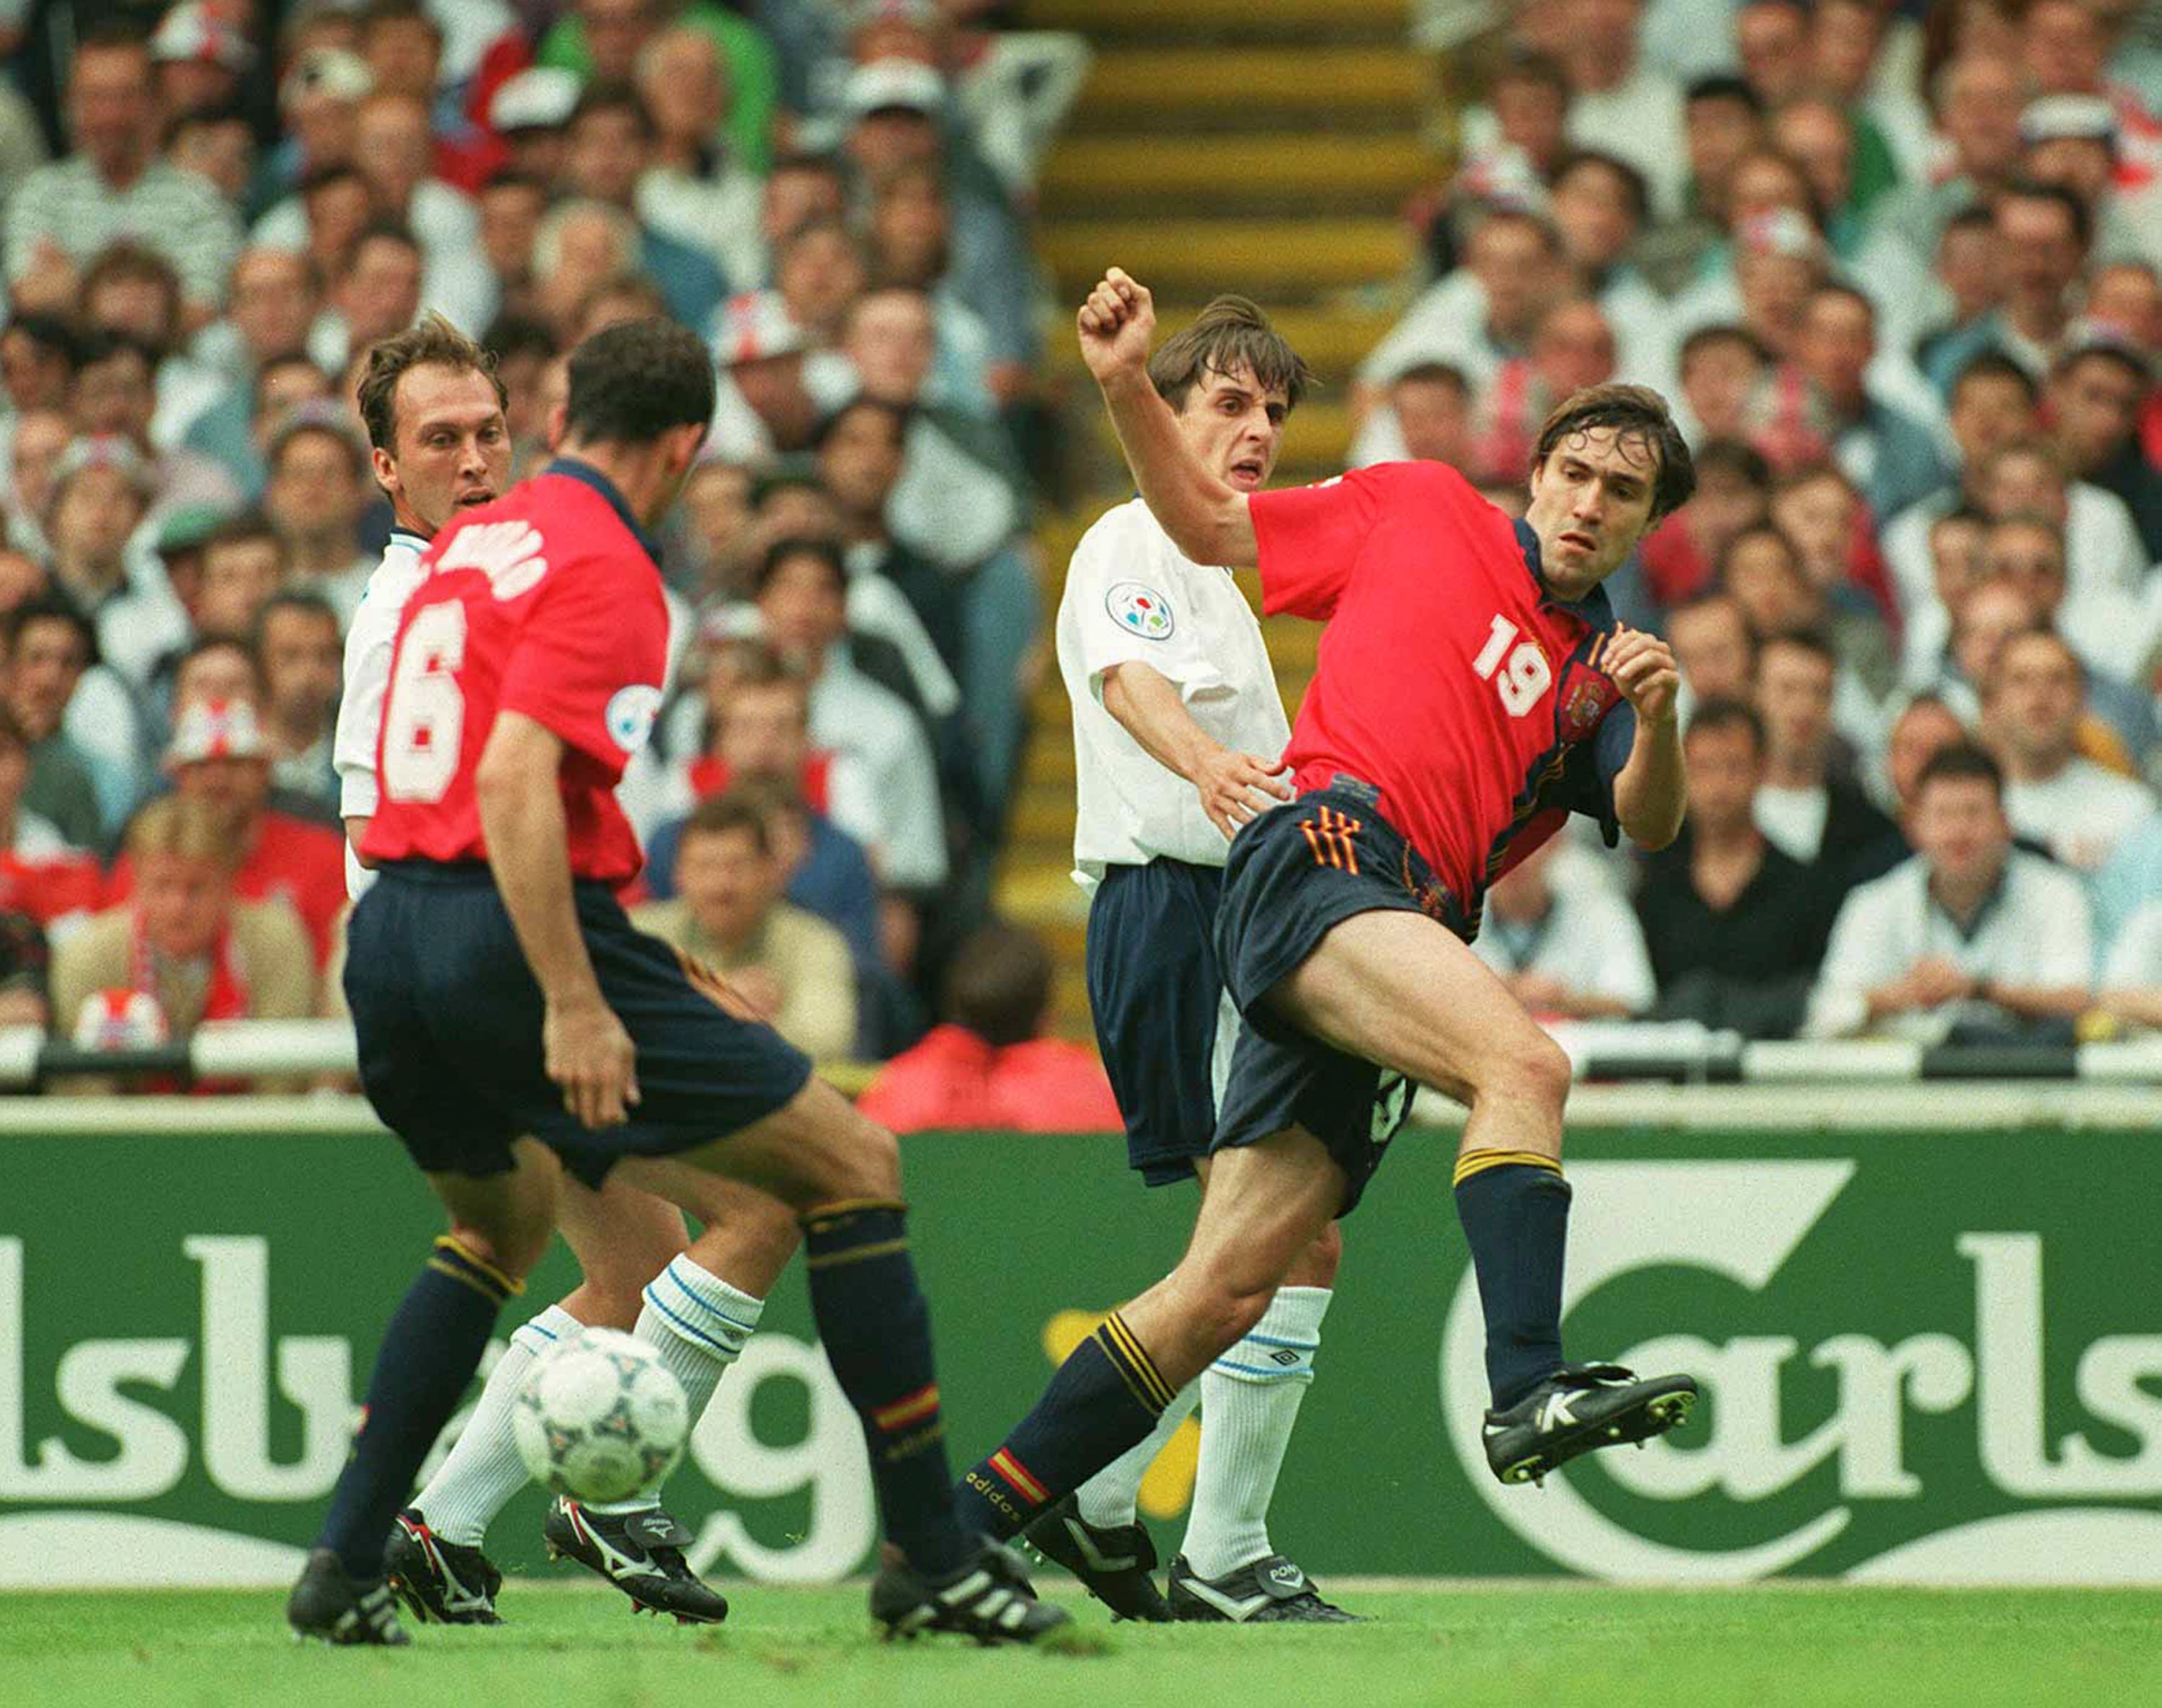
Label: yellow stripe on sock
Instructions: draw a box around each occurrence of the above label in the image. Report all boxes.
[804,1237,910,1271]
[432,1235,522,1297]
[1452,1149,1565,1187]
[1099,1312,1174,1412]
[803,1197,909,1222]
[427,1257,510,1302]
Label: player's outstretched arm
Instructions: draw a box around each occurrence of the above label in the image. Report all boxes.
[1605,627,1686,851]
[1080,268,1258,568]
[476,711,641,1129]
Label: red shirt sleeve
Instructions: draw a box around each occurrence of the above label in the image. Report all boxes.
[1249,461,1456,620]
[499,554,666,778]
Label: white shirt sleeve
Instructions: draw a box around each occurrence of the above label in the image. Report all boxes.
[1805,873,1905,1038]
[1064,508,1226,705]
[334,569,405,820]
[2104,902,2162,990]
[2022,866,2094,988]
[1574,892,1657,1014]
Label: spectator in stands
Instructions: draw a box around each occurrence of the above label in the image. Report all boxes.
[1676,324,1773,445]
[0,703,102,940]
[1924,182,2091,392]
[41,437,185,693]
[1806,744,2093,1041]
[631,793,858,1062]
[639,641,883,973]
[476,173,550,326]
[855,920,1120,1133]
[182,247,327,492]
[488,69,581,193]
[2045,331,2162,560]
[1642,75,1764,292]
[1387,361,1474,471]
[749,535,947,897]
[254,592,344,812]
[120,698,347,968]
[1547,149,1665,375]
[1735,0,1812,108]
[863,177,1000,418]
[1642,437,1772,607]
[1718,520,1818,638]
[560,83,726,331]
[1795,284,1953,521]
[1469,836,1655,1019]
[262,418,373,622]
[1863,56,2023,281]
[1985,628,2157,872]
[70,332,242,519]
[706,291,820,458]
[321,221,425,374]
[1640,695,1836,1041]
[680,458,758,606]
[3,24,241,328]
[1883,693,1971,819]
[770,218,869,350]
[1753,628,1907,891]
[0,316,81,437]
[51,794,315,1094]
[4,593,140,845]
[1669,590,1761,713]
[1550,0,1687,219]
[79,242,225,453]
[752,153,848,293]
[195,515,292,646]
[634,25,765,295]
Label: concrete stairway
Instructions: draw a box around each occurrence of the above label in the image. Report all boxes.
[1002,0,1434,1034]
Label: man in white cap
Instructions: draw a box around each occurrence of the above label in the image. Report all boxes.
[150,2,256,119]
[2019,93,2162,272]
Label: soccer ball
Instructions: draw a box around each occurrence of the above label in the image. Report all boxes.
[510,1328,690,1504]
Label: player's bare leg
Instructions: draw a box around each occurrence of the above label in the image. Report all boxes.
[290,1143,562,1645]
[1278,909,1697,1480]
[615,1077,1071,1642]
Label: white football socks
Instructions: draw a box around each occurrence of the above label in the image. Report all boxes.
[1074,1379,1201,1530]
[604,1255,764,1509]
[417,1302,582,1546]
[1178,1285,1331,1580]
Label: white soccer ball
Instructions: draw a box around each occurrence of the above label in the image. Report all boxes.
[510,1327,690,1504]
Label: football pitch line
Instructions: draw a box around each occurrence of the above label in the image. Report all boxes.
[3,1581,2155,1708]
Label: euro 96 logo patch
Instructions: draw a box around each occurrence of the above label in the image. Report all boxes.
[1106,581,1174,641]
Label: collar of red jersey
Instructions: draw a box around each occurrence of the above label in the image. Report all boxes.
[1512,517,1619,630]
[544,456,663,568]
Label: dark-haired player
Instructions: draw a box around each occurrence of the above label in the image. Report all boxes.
[955,270,1701,1544]
[288,317,1066,1647]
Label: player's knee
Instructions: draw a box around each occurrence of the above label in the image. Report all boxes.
[1485,1029,1572,1116]
[808,1116,902,1206]
[1287,1219,1343,1289]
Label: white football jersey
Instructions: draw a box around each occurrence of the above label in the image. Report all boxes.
[1056,497,1289,891]
[333,528,430,901]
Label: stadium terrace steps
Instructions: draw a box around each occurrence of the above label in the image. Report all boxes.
[1038,133,1433,213]
[1005,1,1436,1024]
[1023,0,1410,39]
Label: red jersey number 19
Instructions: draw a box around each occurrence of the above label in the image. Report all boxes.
[1470,613,1552,719]
[382,601,468,803]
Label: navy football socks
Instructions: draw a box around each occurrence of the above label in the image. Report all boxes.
[800,1200,972,1579]
[955,1311,1171,1540]
[1453,1151,1572,1410]
[318,1235,519,1580]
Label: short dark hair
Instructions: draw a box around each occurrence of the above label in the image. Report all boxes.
[682,790,772,854]
[1147,295,1312,414]
[254,589,341,648]
[73,18,152,63]
[1996,178,2091,251]
[203,511,288,567]
[174,633,265,698]
[1529,383,1696,522]
[1692,436,1772,489]
[1686,73,1763,113]
[2052,339,2150,389]
[1915,741,2003,801]
[82,241,182,336]
[298,161,367,201]
[481,311,559,368]
[1390,360,1469,397]
[267,416,366,479]
[347,217,422,270]
[562,317,716,445]
[1552,148,1651,226]
[360,0,441,41]
[253,350,330,415]
[1758,624,1838,672]
[1490,47,1568,99]
[355,311,505,454]
[710,639,809,713]
[942,921,1053,1048]
[75,328,157,378]
[1717,521,1803,582]
[813,396,909,449]
[1685,694,1765,750]
[752,534,846,597]
[0,313,84,373]
[1680,323,1772,371]
[4,593,97,666]
[1806,280,1876,327]
[479,166,548,202]
[569,80,657,141]
[1950,349,2040,408]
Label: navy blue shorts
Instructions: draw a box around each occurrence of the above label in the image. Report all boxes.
[1209,778,1462,1215]
[1085,858,1233,1188]
[345,863,813,1189]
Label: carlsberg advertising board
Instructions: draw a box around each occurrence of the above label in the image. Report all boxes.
[4,1109,2159,1586]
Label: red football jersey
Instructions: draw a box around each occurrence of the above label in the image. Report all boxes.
[361,466,669,884]
[1250,460,1636,925]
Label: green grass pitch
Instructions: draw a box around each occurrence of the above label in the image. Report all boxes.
[4,1580,2152,1707]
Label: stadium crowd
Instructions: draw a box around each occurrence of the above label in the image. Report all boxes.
[1374,0,2162,1047]
[0,0,2160,1094]
[0,0,1090,1085]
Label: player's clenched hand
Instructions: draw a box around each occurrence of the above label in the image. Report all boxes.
[545,995,641,1129]
[1604,626,1681,727]
[1077,267,1156,386]
[1194,747,1294,840]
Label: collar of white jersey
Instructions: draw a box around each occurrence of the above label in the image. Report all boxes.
[388,528,428,557]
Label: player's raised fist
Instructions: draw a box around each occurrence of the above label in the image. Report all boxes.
[1077,266,1156,385]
